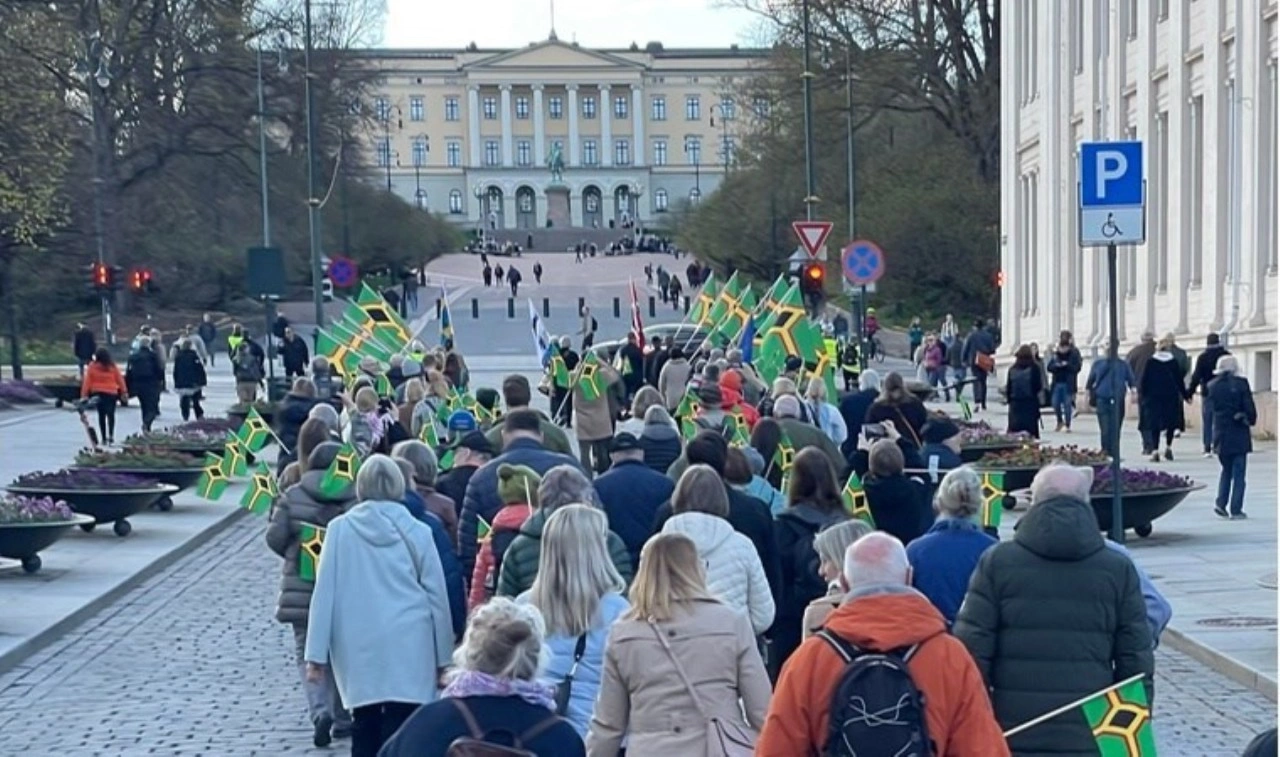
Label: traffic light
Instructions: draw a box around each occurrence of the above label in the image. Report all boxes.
[129,267,153,293]
[91,261,110,290]
[800,262,825,296]
[995,270,1006,288]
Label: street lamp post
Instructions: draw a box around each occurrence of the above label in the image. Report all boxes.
[302,0,325,334]
[684,138,701,202]
[382,105,402,193]
[800,0,817,220]
[85,33,114,345]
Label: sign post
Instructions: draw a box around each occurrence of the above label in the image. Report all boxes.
[841,239,885,370]
[1079,140,1145,544]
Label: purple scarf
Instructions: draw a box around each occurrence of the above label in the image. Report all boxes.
[442,670,557,711]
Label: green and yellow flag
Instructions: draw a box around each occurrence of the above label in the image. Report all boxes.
[1080,675,1156,756]
[980,471,1005,530]
[315,329,364,377]
[352,283,413,345]
[576,351,608,402]
[689,274,719,324]
[725,409,750,447]
[220,437,249,478]
[710,286,758,347]
[755,283,806,335]
[236,407,273,453]
[841,471,876,527]
[680,415,699,441]
[329,318,398,362]
[772,434,796,495]
[239,461,279,515]
[705,272,743,327]
[756,275,790,316]
[476,514,492,543]
[673,389,698,422]
[319,443,361,498]
[298,522,326,582]
[419,417,441,447]
[548,345,571,388]
[195,452,229,501]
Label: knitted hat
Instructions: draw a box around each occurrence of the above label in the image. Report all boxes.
[497,463,541,507]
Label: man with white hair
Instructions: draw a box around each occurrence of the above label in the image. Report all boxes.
[758,532,1007,756]
[954,463,1154,755]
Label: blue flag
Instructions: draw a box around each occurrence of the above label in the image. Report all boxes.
[739,314,756,365]
[439,285,454,347]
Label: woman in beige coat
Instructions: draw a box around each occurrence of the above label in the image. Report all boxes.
[586,532,771,757]
[573,354,622,475]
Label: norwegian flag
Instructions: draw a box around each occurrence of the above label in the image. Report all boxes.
[629,278,646,351]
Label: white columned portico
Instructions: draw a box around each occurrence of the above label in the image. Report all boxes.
[631,84,645,166]
[567,85,580,167]
[532,85,546,165]
[600,84,613,167]
[467,86,481,167]
[500,85,514,168]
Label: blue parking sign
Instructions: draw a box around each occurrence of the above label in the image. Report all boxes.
[1078,141,1145,246]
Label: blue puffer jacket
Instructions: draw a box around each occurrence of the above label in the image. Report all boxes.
[906,516,997,626]
[595,460,674,569]
[402,490,466,639]
[519,591,630,738]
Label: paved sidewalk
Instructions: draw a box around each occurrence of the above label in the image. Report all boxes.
[935,393,1278,699]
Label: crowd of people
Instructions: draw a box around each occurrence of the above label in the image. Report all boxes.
[215,307,1277,757]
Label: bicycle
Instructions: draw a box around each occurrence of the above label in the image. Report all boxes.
[866,334,885,363]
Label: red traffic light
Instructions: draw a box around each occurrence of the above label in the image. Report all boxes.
[805,264,823,280]
[995,270,1006,288]
[129,267,152,291]
[92,262,110,288]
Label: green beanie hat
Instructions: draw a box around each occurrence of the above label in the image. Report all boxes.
[497,463,541,507]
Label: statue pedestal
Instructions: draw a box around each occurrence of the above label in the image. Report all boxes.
[545,183,571,228]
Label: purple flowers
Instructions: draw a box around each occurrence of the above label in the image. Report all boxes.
[13,469,161,489]
[75,447,197,469]
[959,426,1033,446]
[170,418,237,435]
[1092,468,1195,494]
[978,444,1110,467]
[0,381,48,404]
[0,495,76,524]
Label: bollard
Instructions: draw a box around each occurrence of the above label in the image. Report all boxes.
[507,298,515,318]
[648,296,656,317]
[683,296,691,314]
[436,298,442,318]
[543,298,550,318]
[471,298,479,318]
[612,297,621,318]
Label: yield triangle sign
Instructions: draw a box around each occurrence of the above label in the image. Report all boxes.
[792,220,833,258]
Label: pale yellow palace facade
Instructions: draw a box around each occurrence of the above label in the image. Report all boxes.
[355,37,769,230]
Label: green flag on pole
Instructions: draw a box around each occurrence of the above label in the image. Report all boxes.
[1079,676,1156,756]
[576,352,608,401]
[689,274,720,324]
[841,471,876,527]
[980,471,1005,530]
[298,522,326,582]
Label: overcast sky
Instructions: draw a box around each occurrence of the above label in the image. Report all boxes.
[382,0,768,49]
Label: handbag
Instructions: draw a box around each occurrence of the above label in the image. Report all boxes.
[553,633,588,715]
[647,620,757,757]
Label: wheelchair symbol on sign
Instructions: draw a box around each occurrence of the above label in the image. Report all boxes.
[1101,213,1123,239]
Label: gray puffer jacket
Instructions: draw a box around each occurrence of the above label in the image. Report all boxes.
[265,467,358,625]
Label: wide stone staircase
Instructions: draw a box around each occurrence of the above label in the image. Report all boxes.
[487,226,636,253]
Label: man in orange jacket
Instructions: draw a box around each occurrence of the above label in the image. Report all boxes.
[757,532,1009,757]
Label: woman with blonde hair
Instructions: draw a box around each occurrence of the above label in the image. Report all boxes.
[804,376,847,447]
[905,465,997,625]
[587,532,771,756]
[618,385,664,435]
[800,519,874,638]
[518,505,629,737]
[661,464,775,634]
[398,378,425,435]
[411,369,451,440]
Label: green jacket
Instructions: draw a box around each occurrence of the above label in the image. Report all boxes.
[496,508,634,598]
[485,409,573,456]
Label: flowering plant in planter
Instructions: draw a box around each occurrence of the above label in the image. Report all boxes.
[124,427,225,448]
[75,447,200,469]
[0,380,49,404]
[977,445,1110,468]
[1091,468,1196,494]
[12,469,163,489]
[169,418,237,436]
[0,495,76,524]
[958,425,1032,447]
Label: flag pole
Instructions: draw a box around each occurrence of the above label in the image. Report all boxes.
[1001,674,1147,738]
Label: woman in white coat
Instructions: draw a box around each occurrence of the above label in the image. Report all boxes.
[305,454,456,757]
[661,464,776,634]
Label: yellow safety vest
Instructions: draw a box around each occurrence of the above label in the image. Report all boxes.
[227,335,244,353]
[824,338,839,363]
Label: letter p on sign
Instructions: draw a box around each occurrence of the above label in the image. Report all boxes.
[1095,151,1128,199]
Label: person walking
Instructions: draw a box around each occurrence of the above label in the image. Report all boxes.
[519,505,629,737]
[803,378,847,449]
[666,274,682,309]
[656,346,692,411]
[586,532,771,757]
[594,432,675,569]
[907,317,924,364]
[494,263,505,285]
[231,332,266,404]
[1086,351,1137,459]
[80,348,127,445]
[198,313,217,366]
[838,369,880,458]
[861,437,933,546]
[962,319,997,411]
[638,405,682,473]
[482,263,493,287]
[280,327,310,381]
[953,464,1153,755]
[125,336,164,432]
[757,532,1009,757]
[1138,335,1189,461]
[939,312,959,350]
[864,371,928,446]
[378,597,584,756]
[508,265,523,296]
[905,466,997,626]
[498,465,634,598]
[922,333,946,390]
[1207,355,1257,519]
[661,465,776,635]
[1046,330,1083,432]
[533,260,543,284]
[1005,345,1044,438]
[572,355,622,476]
[171,338,207,422]
[73,323,96,378]
[468,463,541,610]
[266,441,358,747]
[304,456,456,757]
[773,448,849,666]
[1188,332,1231,457]
[579,306,597,351]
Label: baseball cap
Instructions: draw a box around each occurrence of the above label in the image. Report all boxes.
[447,410,478,433]
[453,430,495,456]
[610,432,642,453]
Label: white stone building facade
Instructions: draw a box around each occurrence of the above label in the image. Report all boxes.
[1001,0,1278,401]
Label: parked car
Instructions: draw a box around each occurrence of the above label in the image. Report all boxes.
[595,323,710,361]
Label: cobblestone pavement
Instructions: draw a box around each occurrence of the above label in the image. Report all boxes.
[0,513,1272,756]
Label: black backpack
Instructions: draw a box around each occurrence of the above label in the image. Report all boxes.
[817,630,933,757]
[446,698,563,756]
